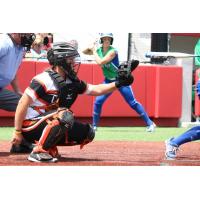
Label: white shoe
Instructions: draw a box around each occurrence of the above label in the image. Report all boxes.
[93,126,97,131]
[146,122,156,133]
[165,137,179,160]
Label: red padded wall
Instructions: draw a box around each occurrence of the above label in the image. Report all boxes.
[0,61,183,126]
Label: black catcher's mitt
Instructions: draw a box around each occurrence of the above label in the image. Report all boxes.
[115,60,138,88]
[130,59,139,71]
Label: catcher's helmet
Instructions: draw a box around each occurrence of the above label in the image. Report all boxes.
[47,42,81,80]
[99,33,113,45]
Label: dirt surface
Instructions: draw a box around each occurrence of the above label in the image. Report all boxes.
[1,141,200,166]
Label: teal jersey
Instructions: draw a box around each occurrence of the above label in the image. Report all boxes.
[195,39,200,66]
[96,46,119,80]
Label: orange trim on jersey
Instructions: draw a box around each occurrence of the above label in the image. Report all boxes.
[27,87,48,105]
[22,111,58,132]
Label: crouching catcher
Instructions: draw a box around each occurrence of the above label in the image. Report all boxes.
[11,42,133,163]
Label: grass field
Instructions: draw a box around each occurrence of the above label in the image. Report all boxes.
[0,126,189,141]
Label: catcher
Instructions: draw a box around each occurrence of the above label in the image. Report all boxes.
[10,42,133,163]
[83,33,155,132]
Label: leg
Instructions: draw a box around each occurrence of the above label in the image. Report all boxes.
[0,89,21,111]
[93,94,112,130]
[10,111,55,153]
[93,79,113,130]
[59,120,95,149]
[27,109,74,162]
[119,86,154,129]
[165,126,200,159]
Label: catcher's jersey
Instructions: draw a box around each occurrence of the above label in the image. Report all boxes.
[96,46,119,80]
[25,71,87,119]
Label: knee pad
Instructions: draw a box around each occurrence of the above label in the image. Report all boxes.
[59,110,74,129]
[39,119,67,150]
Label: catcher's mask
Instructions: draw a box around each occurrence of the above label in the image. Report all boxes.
[19,33,36,51]
[47,42,81,80]
[99,33,113,45]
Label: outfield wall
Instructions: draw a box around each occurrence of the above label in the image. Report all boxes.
[0,60,183,127]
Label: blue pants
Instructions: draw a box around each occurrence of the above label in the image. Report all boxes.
[170,126,200,147]
[93,79,153,127]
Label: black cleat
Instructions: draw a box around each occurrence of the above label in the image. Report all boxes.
[28,152,58,163]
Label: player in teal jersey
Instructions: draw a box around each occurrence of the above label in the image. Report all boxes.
[92,33,155,132]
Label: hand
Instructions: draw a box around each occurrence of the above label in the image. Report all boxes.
[130,59,139,71]
[115,62,134,88]
[11,130,23,145]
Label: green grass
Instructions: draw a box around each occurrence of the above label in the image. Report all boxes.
[94,127,188,141]
[0,126,189,142]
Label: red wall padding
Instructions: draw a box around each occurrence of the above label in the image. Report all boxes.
[0,61,183,120]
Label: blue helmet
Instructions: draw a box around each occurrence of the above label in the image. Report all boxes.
[99,33,113,45]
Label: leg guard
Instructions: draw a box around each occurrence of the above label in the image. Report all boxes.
[80,124,95,149]
[33,109,74,153]
[37,119,67,151]
[38,109,74,150]
[59,109,74,128]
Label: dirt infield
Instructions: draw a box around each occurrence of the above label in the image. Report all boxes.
[0,141,200,166]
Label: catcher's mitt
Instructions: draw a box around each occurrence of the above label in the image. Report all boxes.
[82,48,94,55]
[115,61,134,88]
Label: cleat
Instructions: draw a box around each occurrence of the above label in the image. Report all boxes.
[165,137,179,160]
[48,146,61,158]
[93,126,97,131]
[146,122,156,133]
[28,152,58,163]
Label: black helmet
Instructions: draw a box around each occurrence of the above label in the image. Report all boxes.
[20,33,36,51]
[47,42,81,80]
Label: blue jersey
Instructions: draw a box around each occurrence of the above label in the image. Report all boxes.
[0,34,24,88]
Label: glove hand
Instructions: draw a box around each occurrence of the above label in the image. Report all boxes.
[130,59,139,71]
[115,61,134,88]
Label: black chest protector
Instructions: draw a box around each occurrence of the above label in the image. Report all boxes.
[46,70,87,108]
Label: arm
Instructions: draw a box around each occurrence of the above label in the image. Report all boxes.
[86,82,117,96]
[11,75,23,95]
[93,49,116,65]
[15,93,33,130]
[11,93,33,144]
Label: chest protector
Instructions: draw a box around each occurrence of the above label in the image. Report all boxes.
[46,70,87,108]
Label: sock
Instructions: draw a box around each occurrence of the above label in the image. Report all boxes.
[171,126,200,146]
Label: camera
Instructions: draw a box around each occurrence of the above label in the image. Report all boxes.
[20,33,36,52]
